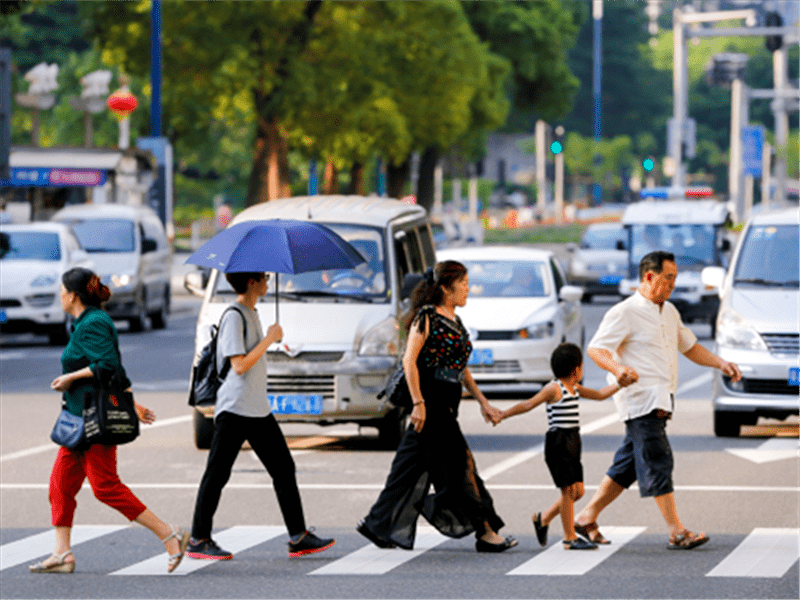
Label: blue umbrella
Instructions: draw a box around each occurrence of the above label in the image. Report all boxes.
[186,219,365,321]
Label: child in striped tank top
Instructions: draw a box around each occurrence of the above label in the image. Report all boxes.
[489,343,625,550]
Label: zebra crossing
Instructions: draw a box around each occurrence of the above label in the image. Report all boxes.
[2,525,797,579]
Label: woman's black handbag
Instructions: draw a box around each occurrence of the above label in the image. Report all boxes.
[50,409,86,449]
[83,369,139,446]
[377,362,412,412]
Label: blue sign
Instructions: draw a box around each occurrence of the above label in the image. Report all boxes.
[0,167,107,187]
[742,126,764,178]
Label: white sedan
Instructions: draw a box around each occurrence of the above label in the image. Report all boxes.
[436,245,584,393]
[0,222,91,344]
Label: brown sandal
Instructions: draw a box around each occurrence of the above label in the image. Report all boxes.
[574,521,611,545]
[668,530,709,550]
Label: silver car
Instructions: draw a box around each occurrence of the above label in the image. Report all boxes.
[701,207,799,437]
[566,222,627,302]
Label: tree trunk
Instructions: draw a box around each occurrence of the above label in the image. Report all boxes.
[386,158,410,200]
[349,163,364,195]
[245,115,292,205]
[246,114,270,206]
[416,146,439,212]
[323,160,338,194]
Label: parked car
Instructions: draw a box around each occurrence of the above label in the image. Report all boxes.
[435,245,584,394]
[51,204,171,332]
[701,206,799,437]
[566,222,627,301]
[0,222,91,344]
[618,200,733,333]
[186,195,436,449]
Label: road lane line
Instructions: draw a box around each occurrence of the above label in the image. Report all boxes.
[481,413,619,481]
[706,528,799,578]
[0,525,128,571]
[309,527,448,575]
[676,372,713,396]
[110,526,286,576]
[507,526,646,576]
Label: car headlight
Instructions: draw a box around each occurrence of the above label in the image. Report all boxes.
[30,274,58,287]
[110,274,137,290]
[358,317,401,356]
[516,321,554,339]
[715,306,767,351]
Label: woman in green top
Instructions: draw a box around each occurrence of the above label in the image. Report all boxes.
[29,268,189,574]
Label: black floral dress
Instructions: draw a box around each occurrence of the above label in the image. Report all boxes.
[360,305,505,549]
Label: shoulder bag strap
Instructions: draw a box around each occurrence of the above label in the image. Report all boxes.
[218,305,248,381]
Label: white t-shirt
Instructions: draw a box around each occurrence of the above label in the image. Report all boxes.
[214,303,270,419]
[588,292,697,421]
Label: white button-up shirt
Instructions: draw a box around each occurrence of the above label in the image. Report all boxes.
[588,292,697,421]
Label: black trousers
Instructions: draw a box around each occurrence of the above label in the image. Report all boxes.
[191,411,306,539]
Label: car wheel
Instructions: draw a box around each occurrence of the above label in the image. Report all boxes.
[150,287,170,329]
[713,410,740,437]
[377,407,409,449]
[47,321,70,346]
[193,409,215,449]
[128,291,148,332]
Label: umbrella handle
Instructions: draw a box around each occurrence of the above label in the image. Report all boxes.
[274,272,279,324]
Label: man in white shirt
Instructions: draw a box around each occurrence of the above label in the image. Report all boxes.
[574,251,741,550]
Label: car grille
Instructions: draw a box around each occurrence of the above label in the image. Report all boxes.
[267,374,335,400]
[266,351,345,363]
[0,299,22,308]
[476,331,516,341]
[468,360,522,375]
[762,334,799,356]
[724,376,799,396]
[25,294,56,308]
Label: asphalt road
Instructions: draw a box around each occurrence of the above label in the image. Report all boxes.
[1,293,797,599]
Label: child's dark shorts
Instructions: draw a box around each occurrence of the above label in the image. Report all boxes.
[544,427,583,489]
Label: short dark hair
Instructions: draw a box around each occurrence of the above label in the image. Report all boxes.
[225,272,265,294]
[550,342,583,379]
[639,251,675,281]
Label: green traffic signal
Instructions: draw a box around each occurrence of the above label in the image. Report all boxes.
[550,140,563,155]
[642,158,655,172]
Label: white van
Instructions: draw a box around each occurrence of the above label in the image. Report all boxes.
[186,195,436,449]
[618,200,733,333]
[52,204,172,331]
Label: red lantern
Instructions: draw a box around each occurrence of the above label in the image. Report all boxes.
[107,87,138,121]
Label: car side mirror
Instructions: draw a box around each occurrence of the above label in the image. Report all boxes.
[566,242,577,253]
[616,240,626,251]
[701,266,726,297]
[184,271,206,297]
[559,285,584,303]
[142,238,157,254]
[401,273,423,300]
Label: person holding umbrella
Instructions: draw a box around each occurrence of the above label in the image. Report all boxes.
[186,270,335,560]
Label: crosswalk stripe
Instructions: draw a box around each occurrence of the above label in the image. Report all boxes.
[706,528,799,578]
[110,526,287,576]
[0,525,128,571]
[507,526,647,576]
[309,527,448,575]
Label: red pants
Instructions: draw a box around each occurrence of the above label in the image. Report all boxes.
[49,444,147,527]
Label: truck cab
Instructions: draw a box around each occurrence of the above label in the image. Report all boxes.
[618,200,733,332]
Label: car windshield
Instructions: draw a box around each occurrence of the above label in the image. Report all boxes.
[0,231,61,261]
[68,219,135,253]
[734,224,799,288]
[581,226,625,250]
[630,224,716,270]
[213,224,388,302]
[460,260,549,298]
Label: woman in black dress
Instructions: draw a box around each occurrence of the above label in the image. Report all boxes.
[357,261,517,552]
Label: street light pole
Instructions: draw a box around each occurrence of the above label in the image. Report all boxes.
[592,0,602,205]
[772,45,789,204]
[670,5,687,189]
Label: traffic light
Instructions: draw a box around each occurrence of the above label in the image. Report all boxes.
[765,12,783,52]
[642,157,655,173]
[550,140,563,155]
[550,125,564,155]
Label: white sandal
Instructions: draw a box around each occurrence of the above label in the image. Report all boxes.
[29,550,75,574]
[161,526,190,573]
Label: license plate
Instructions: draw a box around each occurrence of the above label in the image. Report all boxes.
[0,310,6,324]
[469,348,494,366]
[268,394,323,415]
[789,368,799,386]
[599,274,623,285]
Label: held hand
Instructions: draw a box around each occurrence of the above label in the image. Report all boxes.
[720,360,742,383]
[266,323,283,345]
[50,375,72,392]
[615,366,638,387]
[410,403,426,433]
[135,403,156,425]
[481,404,502,426]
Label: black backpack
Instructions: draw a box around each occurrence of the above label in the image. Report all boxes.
[188,305,246,408]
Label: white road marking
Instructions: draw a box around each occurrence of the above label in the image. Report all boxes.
[726,438,799,464]
[111,525,286,576]
[707,528,799,578]
[0,525,128,571]
[507,526,647,575]
[481,413,620,481]
[310,527,447,575]
[676,372,713,395]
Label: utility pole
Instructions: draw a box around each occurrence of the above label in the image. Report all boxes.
[592,0,602,205]
[535,120,546,213]
[772,44,789,204]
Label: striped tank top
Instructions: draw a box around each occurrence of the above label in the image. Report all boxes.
[546,380,580,429]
